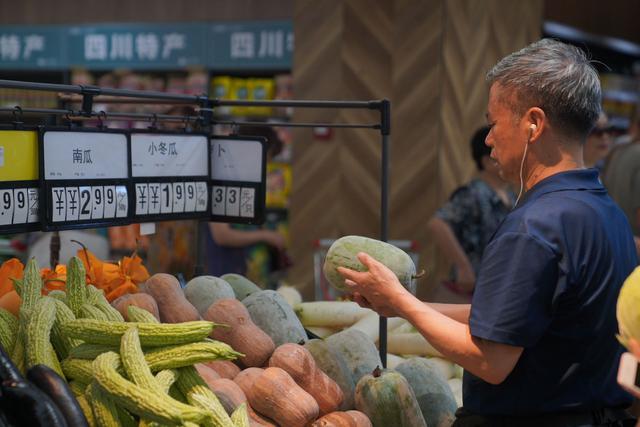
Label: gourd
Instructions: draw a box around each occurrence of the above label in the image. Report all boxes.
[326,329,382,386]
[269,343,343,415]
[184,276,235,315]
[395,358,458,427]
[242,290,307,346]
[142,273,199,323]
[304,339,356,411]
[246,367,319,427]
[204,298,275,368]
[323,235,418,293]
[355,367,426,427]
[312,411,372,427]
[221,274,262,301]
[111,293,160,321]
[234,367,264,396]
[204,360,241,379]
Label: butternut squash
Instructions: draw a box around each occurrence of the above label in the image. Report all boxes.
[355,367,426,427]
[234,367,264,396]
[111,293,160,321]
[312,411,372,427]
[268,343,343,416]
[246,367,319,427]
[195,363,221,383]
[204,298,275,368]
[142,273,199,323]
[204,360,241,379]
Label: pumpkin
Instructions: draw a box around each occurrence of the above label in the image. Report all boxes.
[312,411,372,427]
[195,363,221,383]
[111,293,160,321]
[141,273,200,323]
[246,367,319,427]
[234,367,264,397]
[204,377,277,426]
[268,343,343,416]
[355,367,427,427]
[395,358,457,427]
[326,329,382,386]
[304,339,356,410]
[242,290,307,346]
[221,273,262,300]
[323,235,417,293]
[204,360,241,379]
[184,275,235,315]
[204,298,275,368]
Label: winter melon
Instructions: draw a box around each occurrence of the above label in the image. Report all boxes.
[323,236,417,293]
[242,290,307,346]
[221,273,262,300]
[326,329,382,386]
[184,276,235,315]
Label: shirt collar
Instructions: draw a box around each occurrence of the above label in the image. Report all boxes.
[519,168,604,206]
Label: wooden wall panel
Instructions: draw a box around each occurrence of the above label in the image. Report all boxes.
[291,0,543,300]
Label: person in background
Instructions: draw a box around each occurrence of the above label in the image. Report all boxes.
[602,106,640,260]
[204,126,287,285]
[427,127,514,299]
[339,39,638,426]
[584,112,613,170]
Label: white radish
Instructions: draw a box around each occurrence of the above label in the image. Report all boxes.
[385,354,406,369]
[344,311,405,342]
[293,301,372,327]
[276,285,303,306]
[447,378,463,408]
[306,326,339,339]
[387,333,443,357]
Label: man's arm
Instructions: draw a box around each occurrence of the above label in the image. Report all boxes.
[209,223,285,249]
[427,303,471,324]
[427,217,476,291]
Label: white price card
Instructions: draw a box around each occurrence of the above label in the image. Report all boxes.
[0,189,13,225]
[184,182,197,212]
[78,186,92,221]
[160,183,172,214]
[225,187,240,217]
[65,187,80,221]
[103,186,117,219]
[240,188,256,218]
[196,182,208,212]
[12,189,28,224]
[91,186,104,219]
[43,131,128,180]
[27,189,38,223]
[51,187,66,222]
[136,184,149,215]
[148,183,161,214]
[172,182,185,213]
[131,134,208,178]
[115,186,128,218]
[211,138,263,183]
[211,186,225,216]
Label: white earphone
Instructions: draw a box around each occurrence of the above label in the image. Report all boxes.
[514,123,537,208]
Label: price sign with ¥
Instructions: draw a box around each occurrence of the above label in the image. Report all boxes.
[0,128,41,233]
[130,132,209,222]
[40,129,131,231]
[210,136,266,224]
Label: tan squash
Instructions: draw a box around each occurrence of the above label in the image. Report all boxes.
[246,367,319,427]
[141,273,199,323]
[111,293,160,321]
[312,411,372,427]
[204,360,241,379]
[269,343,343,416]
[204,298,275,368]
[234,367,264,396]
[195,363,221,383]
[205,377,276,426]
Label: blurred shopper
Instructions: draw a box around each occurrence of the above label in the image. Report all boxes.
[204,126,288,287]
[428,127,514,299]
[584,112,614,170]
[339,39,638,426]
[602,107,640,260]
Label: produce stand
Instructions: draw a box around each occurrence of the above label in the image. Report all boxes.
[0,78,393,367]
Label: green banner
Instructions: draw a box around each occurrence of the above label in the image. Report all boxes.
[0,26,64,69]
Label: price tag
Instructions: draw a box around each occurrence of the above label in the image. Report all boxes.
[210,136,266,224]
[41,130,130,230]
[130,132,210,222]
[0,129,41,233]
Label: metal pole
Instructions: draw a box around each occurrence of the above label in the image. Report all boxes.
[378,99,391,368]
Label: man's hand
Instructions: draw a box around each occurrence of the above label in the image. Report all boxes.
[337,252,412,318]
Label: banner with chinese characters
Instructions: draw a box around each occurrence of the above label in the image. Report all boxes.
[40,129,131,231]
[130,131,209,222]
[0,129,41,233]
[0,21,293,70]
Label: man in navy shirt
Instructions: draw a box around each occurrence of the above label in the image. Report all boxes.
[338,39,638,426]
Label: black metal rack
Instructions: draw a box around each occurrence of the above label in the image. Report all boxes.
[0,78,392,367]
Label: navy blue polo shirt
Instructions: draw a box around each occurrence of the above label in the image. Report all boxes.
[464,169,638,415]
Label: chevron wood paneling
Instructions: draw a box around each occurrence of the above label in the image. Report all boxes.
[290,0,542,300]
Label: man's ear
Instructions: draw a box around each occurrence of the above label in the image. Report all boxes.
[525,107,545,143]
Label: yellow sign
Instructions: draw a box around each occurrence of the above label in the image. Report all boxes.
[0,130,39,181]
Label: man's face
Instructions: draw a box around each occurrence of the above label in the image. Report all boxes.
[485,84,527,184]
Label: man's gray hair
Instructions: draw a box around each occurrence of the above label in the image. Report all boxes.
[487,38,601,139]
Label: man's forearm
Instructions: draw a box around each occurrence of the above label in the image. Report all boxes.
[426,302,471,324]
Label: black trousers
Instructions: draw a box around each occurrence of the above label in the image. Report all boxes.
[452,407,636,427]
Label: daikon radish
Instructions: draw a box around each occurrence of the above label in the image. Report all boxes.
[391,321,416,334]
[385,354,406,369]
[294,301,372,327]
[277,285,303,307]
[387,333,443,357]
[447,378,463,408]
[344,311,406,342]
[427,357,457,380]
[306,326,339,339]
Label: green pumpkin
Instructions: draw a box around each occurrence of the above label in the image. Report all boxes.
[355,367,427,427]
[304,338,356,410]
[220,273,262,300]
